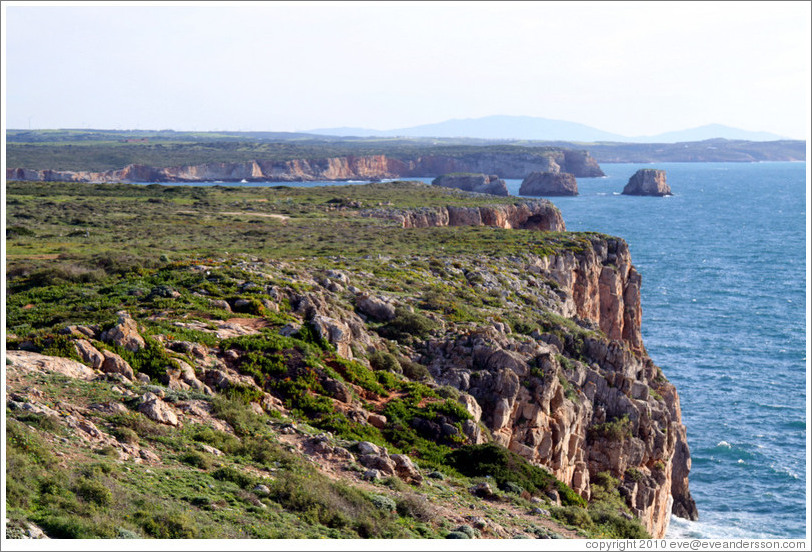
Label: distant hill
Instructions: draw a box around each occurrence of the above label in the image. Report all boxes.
[308,115,790,143]
[638,124,786,143]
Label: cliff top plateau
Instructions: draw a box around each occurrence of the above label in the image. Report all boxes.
[6,180,695,540]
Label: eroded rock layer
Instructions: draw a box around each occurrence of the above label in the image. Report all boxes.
[6,149,604,183]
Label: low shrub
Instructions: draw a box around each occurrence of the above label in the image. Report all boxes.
[211,466,254,489]
[74,478,112,506]
[588,415,633,443]
[179,451,213,470]
[368,350,402,373]
[446,443,585,507]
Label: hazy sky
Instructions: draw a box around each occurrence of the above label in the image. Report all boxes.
[3,1,810,138]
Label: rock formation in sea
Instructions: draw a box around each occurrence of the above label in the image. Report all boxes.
[519,172,579,196]
[622,169,672,196]
[431,173,509,196]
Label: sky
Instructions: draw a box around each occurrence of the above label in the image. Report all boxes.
[2,1,810,138]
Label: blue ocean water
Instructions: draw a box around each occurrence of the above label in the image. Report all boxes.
[508,163,807,539]
[144,163,807,538]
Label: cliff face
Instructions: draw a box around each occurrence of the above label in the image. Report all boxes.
[622,169,672,196]
[423,236,696,537]
[432,173,509,196]
[362,199,566,232]
[519,172,579,196]
[5,150,604,183]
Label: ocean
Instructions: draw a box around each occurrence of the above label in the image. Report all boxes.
[146,162,808,538]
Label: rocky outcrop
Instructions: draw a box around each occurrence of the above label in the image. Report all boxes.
[432,173,509,196]
[529,236,644,354]
[622,169,672,196]
[519,172,579,196]
[100,311,145,352]
[365,200,566,232]
[5,350,97,380]
[420,236,695,538]
[6,149,604,183]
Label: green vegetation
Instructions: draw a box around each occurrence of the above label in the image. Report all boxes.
[588,415,634,443]
[447,443,586,507]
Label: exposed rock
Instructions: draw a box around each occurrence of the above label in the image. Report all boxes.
[5,350,96,380]
[356,294,397,321]
[359,454,396,475]
[357,441,386,457]
[253,484,271,496]
[139,449,161,462]
[60,325,98,339]
[138,392,180,426]
[209,299,232,312]
[367,413,388,429]
[101,311,145,352]
[469,482,496,499]
[432,173,509,196]
[6,150,603,183]
[310,315,353,359]
[100,350,135,381]
[519,172,579,196]
[390,453,423,484]
[622,169,672,196]
[74,339,104,369]
[369,199,565,232]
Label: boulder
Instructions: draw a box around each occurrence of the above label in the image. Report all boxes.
[138,392,180,426]
[622,169,672,196]
[356,294,396,321]
[101,311,145,352]
[432,173,509,196]
[519,172,578,196]
[74,339,104,369]
[100,350,135,381]
[390,453,423,483]
[469,482,496,499]
[310,314,353,359]
[359,454,396,476]
[367,413,388,429]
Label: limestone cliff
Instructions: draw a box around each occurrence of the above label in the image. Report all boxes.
[361,199,566,232]
[422,236,697,537]
[6,149,604,183]
[432,173,509,196]
[519,172,579,196]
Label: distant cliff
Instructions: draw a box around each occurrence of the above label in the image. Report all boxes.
[361,199,566,232]
[6,149,604,183]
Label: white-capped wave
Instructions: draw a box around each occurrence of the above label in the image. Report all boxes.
[716,441,732,448]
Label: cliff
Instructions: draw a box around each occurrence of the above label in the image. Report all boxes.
[361,199,566,232]
[622,169,672,196]
[5,149,604,183]
[432,173,509,196]
[519,172,579,196]
[423,236,696,537]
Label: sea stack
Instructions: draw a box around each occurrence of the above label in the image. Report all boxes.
[431,173,509,196]
[622,169,672,196]
[519,171,578,196]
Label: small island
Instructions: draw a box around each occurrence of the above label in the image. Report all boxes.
[519,171,578,196]
[622,169,672,196]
